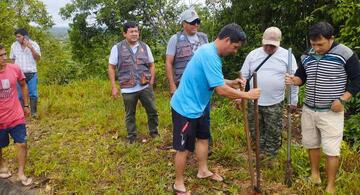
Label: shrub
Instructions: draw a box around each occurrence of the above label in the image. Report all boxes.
[344,113,360,152]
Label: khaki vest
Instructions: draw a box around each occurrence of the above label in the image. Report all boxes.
[173,31,208,84]
[116,40,151,88]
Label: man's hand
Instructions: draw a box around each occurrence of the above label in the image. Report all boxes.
[24,107,30,117]
[112,87,119,99]
[285,73,295,85]
[246,88,261,100]
[169,83,177,95]
[24,39,33,50]
[238,78,246,90]
[331,99,344,112]
[229,78,246,89]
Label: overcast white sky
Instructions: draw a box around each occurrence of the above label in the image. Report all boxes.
[40,0,71,27]
[40,0,206,27]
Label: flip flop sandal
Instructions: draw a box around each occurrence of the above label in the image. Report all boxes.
[17,176,33,186]
[197,172,224,182]
[172,184,190,195]
[0,171,12,179]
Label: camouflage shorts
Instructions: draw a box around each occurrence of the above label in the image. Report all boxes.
[247,101,283,156]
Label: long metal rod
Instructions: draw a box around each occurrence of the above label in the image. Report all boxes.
[253,72,261,193]
[239,73,255,190]
[285,48,293,186]
[287,48,292,162]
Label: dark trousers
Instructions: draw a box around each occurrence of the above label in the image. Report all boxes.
[122,86,158,138]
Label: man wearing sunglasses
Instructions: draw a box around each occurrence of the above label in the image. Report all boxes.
[170,23,260,195]
[166,8,213,155]
[166,8,208,95]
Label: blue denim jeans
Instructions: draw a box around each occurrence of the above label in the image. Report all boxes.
[17,72,38,100]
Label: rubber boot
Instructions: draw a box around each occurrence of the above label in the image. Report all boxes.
[30,98,38,117]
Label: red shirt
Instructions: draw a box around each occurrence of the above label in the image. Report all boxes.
[0,64,26,129]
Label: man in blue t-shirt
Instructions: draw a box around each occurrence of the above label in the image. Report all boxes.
[171,23,261,194]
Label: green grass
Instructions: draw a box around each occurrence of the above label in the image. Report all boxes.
[3,78,360,194]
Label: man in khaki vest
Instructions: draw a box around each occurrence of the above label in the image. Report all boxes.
[108,21,159,144]
[166,8,213,155]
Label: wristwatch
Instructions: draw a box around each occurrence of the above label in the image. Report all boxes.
[338,98,346,105]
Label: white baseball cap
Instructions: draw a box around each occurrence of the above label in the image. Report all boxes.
[180,8,199,23]
[262,27,282,47]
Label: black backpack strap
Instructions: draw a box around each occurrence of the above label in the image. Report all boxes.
[245,53,273,91]
[248,53,273,80]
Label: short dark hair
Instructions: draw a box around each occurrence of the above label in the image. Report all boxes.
[217,23,246,43]
[15,28,29,36]
[123,21,139,33]
[308,22,334,40]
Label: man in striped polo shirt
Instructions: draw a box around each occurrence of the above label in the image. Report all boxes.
[286,22,360,194]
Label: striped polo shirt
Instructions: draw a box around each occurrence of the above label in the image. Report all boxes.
[295,43,360,109]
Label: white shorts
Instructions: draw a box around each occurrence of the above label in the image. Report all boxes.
[301,105,344,156]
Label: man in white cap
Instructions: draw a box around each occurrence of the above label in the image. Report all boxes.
[239,27,299,162]
[166,8,208,93]
[166,8,213,155]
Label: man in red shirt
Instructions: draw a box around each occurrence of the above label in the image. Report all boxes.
[0,44,32,186]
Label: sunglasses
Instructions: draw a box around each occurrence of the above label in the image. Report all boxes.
[185,18,201,25]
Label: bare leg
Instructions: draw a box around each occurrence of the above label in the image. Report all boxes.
[16,143,27,177]
[16,143,31,185]
[325,155,339,194]
[0,148,3,167]
[0,148,9,172]
[0,148,5,170]
[174,150,189,191]
[195,139,223,181]
[196,139,210,176]
[308,148,321,181]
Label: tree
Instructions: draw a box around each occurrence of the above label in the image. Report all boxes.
[60,0,184,78]
[330,0,360,54]
[0,0,53,48]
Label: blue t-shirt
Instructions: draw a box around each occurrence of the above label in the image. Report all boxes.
[171,42,225,118]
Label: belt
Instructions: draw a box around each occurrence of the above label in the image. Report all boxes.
[304,104,330,112]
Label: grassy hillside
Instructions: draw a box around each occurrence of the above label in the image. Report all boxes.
[3,79,359,194]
